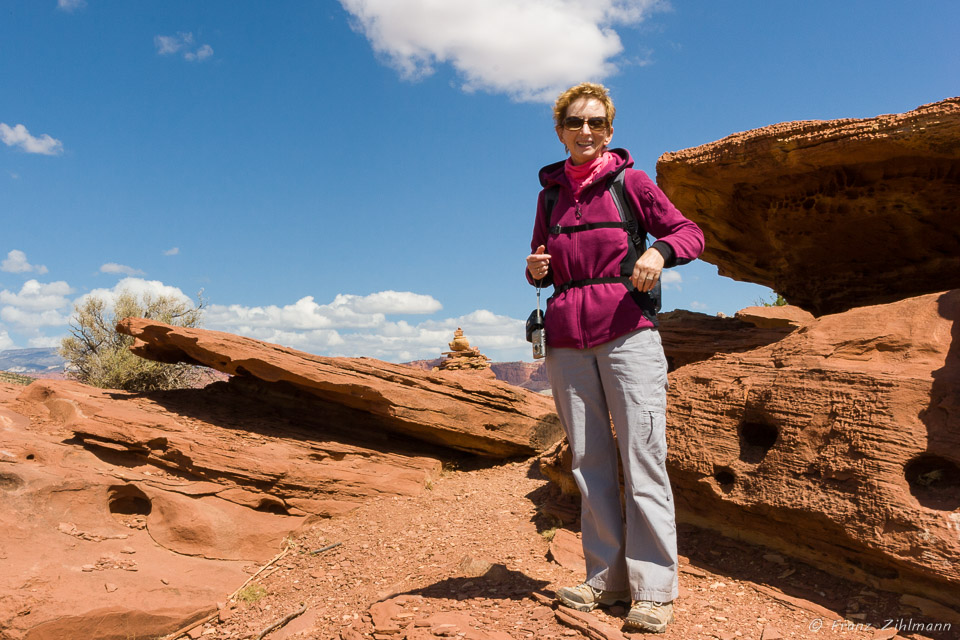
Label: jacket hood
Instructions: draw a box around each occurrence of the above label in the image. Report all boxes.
[538,147,633,188]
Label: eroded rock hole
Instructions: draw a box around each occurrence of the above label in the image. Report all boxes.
[0,472,24,491]
[904,455,960,511]
[739,420,779,464]
[108,484,152,530]
[255,498,290,515]
[714,468,736,491]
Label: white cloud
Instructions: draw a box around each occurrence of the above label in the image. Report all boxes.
[689,300,708,310]
[155,33,214,61]
[339,290,442,315]
[0,276,525,363]
[204,290,526,361]
[75,277,195,310]
[661,269,682,290]
[163,247,180,256]
[28,335,64,348]
[206,290,442,333]
[100,263,146,276]
[0,306,70,328]
[0,123,64,156]
[0,280,73,312]
[186,44,214,61]
[57,0,87,11]
[1,250,48,274]
[0,329,14,351]
[339,0,667,101]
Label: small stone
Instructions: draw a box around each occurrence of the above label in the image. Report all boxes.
[81,564,96,572]
[160,578,169,585]
[762,553,786,565]
[761,623,783,640]
[120,546,136,554]
[104,583,118,593]
[872,630,898,640]
[709,581,726,589]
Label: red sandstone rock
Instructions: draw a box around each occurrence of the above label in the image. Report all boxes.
[554,607,628,640]
[547,528,585,573]
[0,377,443,640]
[117,318,562,458]
[657,97,960,315]
[657,309,799,370]
[489,361,551,392]
[733,305,814,330]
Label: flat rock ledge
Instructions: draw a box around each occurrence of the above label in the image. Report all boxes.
[657,97,960,315]
[117,318,562,458]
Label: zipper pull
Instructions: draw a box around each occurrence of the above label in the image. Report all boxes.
[575,204,582,220]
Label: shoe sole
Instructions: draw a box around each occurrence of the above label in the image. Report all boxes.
[556,593,629,613]
[623,613,674,634]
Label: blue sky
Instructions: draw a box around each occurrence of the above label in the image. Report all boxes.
[2,0,957,362]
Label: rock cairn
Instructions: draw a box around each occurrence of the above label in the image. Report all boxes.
[436,328,492,373]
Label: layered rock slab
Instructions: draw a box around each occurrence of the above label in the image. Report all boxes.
[0,378,443,640]
[657,97,960,315]
[542,291,960,610]
[117,318,562,457]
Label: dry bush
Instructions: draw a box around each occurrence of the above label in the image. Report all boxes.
[60,290,204,391]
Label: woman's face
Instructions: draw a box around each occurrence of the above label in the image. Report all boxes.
[556,97,613,165]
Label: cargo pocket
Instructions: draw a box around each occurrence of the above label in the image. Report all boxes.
[645,409,668,465]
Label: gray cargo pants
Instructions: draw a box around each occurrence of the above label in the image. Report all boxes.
[545,328,678,602]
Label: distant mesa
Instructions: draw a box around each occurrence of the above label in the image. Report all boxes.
[0,347,65,377]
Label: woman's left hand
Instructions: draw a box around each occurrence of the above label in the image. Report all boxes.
[631,248,665,292]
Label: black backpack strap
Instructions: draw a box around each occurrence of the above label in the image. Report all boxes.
[543,185,560,226]
[606,170,661,320]
[607,171,647,252]
[550,221,627,235]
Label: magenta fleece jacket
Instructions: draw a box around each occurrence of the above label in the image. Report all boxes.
[527,148,705,350]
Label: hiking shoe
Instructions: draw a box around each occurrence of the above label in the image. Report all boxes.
[624,600,674,633]
[555,583,630,612]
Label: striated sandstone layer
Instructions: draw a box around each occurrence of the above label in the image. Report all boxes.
[657,97,960,315]
[0,377,444,639]
[656,308,806,370]
[117,318,562,458]
[543,291,960,610]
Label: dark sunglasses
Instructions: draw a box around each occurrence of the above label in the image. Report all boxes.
[562,116,609,132]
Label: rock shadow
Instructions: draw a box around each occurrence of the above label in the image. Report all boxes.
[676,523,958,640]
[112,375,479,466]
[385,564,550,604]
[914,290,960,511]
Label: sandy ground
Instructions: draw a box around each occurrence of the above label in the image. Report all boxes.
[166,458,952,640]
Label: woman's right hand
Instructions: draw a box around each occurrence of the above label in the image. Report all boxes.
[526,245,551,280]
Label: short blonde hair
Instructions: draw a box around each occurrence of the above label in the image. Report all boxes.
[552,82,615,129]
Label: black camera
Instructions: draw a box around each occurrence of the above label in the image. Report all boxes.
[525,309,546,359]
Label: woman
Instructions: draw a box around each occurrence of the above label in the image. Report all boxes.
[525,82,704,634]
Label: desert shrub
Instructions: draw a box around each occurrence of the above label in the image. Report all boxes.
[0,371,33,386]
[60,290,204,392]
[236,584,268,603]
[755,293,788,307]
